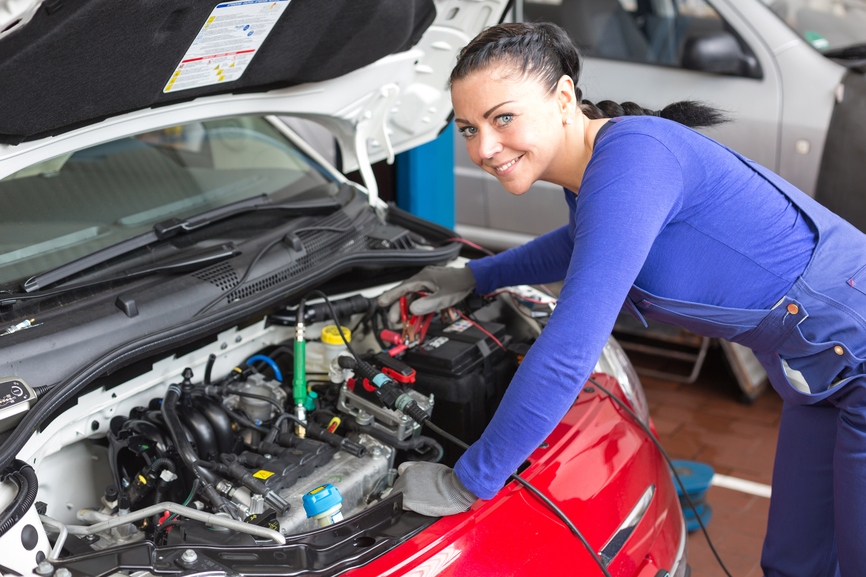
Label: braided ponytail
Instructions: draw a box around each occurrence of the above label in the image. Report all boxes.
[579,97,726,128]
[451,22,725,129]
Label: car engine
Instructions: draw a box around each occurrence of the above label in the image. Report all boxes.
[0,281,564,576]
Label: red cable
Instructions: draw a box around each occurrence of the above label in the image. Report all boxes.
[418,313,433,343]
[485,289,556,305]
[442,237,496,257]
[453,309,506,351]
[508,293,538,320]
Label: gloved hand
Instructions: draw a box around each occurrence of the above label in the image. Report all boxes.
[391,462,478,516]
[377,266,476,323]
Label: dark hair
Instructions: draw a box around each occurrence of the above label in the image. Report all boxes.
[450,22,725,129]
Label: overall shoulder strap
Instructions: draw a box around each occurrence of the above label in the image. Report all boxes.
[593,118,619,146]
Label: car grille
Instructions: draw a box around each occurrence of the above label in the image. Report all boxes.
[192,262,240,292]
[222,210,376,304]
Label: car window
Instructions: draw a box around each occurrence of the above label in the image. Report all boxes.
[524,0,758,76]
[0,116,334,285]
[760,0,866,51]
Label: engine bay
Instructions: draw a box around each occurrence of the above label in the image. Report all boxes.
[0,280,558,576]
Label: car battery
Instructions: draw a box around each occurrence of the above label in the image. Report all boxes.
[399,316,518,466]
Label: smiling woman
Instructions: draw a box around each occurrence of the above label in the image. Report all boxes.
[380,21,866,577]
[450,22,723,196]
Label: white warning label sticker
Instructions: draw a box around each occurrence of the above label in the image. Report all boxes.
[164,0,291,93]
[423,336,449,351]
[443,319,473,333]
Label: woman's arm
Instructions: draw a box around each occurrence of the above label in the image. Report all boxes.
[468,192,578,294]
[455,132,685,498]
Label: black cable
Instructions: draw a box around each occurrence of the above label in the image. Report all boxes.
[588,376,732,577]
[421,419,613,577]
[303,290,363,363]
[220,405,269,434]
[348,308,370,340]
[371,306,388,349]
[0,461,38,537]
[196,236,285,316]
[33,385,52,398]
[365,472,393,504]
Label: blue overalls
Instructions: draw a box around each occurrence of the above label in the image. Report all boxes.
[624,153,866,577]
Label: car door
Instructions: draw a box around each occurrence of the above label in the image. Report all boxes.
[456,0,783,245]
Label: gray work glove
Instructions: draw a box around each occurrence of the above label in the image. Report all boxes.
[391,462,478,516]
[377,266,476,323]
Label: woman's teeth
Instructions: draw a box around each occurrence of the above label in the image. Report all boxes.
[495,157,520,172]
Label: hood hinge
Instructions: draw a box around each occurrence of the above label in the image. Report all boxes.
[353,84,399,210]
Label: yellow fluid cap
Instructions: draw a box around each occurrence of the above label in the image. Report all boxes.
[321,325,351,345]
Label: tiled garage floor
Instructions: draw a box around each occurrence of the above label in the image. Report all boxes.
[638,347,784,577]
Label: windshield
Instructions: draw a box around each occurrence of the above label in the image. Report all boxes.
[760,0,866,51]
[0,116,334,285]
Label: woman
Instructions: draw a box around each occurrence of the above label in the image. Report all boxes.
[382,22,865,576]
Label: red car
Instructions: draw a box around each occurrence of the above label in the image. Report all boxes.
[0,1,687,575]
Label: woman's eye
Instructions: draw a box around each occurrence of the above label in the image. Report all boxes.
[495,114,514,126]
[458,126,477,138]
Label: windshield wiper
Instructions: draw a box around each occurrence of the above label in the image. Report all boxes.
[1,243,241,307]
[21,193,340,293]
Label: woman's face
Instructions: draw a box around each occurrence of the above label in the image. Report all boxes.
[452,68,569,195]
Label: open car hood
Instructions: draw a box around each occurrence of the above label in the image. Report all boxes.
[0,0,509,200]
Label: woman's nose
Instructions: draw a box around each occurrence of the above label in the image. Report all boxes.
[478,130,502,160]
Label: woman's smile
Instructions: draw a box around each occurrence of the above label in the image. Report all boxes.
[491,154,523,175]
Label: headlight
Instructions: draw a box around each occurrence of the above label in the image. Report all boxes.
[593,336,651,426]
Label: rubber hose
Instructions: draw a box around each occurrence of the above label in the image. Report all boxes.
[0,460,39,537]
[150,458,177,518]
[419,437,445,463]
[204,353,217,385]
[150,458,177,475]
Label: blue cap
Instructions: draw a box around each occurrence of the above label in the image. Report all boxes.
[303,484,343,517]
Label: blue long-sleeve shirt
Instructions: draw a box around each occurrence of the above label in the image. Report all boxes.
[456,116,817,499]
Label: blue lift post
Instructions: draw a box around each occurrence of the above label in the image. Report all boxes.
[396,123,455,229]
